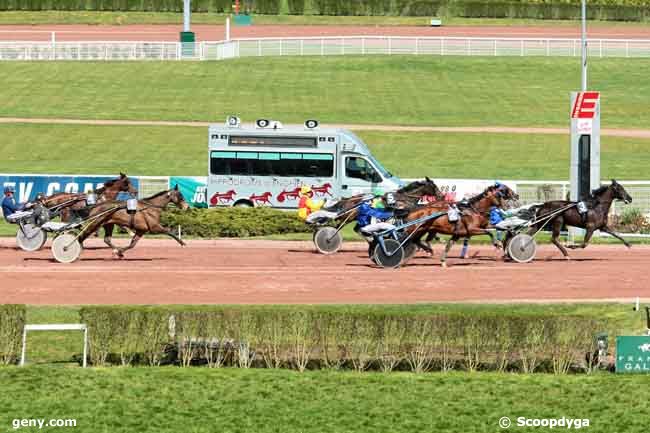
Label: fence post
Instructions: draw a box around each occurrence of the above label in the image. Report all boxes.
[321,38,324,56]
[388,37,392,55]
[626,41,630,58]
[546,39,550,56]
[258,39,262,56]
[467,38,471,56]
[600,39,603,58]
[494,39,497,56]
[520,39,524,56]
[362,37,365,55]
[415,37,419,55]
[341,38,344,55]
[300,39,304,56]
[280,40,283,56]
[441,37,445,56]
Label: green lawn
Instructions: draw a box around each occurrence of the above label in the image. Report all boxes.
[2,123,649,180]
[1,366,649,433]
[1,57,649,128]
[1,11,649,26]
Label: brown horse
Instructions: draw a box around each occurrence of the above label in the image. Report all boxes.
[529,180,632,258]
[83,186,189,258]
[38,173,137,222]
[405,184,518,267]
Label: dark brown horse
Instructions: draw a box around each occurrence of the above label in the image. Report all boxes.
[83,186,189,258]
[38,173,137,222]
[405,184,518,267]
[324,177,444,217]
[529,180,632,258]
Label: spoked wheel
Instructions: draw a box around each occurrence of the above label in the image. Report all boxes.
[51,233,82,264]
[313,226,343,255]
[507,233,536,263]
[16,224,47,252]
[373,238,404,269]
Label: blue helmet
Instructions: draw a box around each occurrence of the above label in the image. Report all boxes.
[4,186,15,194]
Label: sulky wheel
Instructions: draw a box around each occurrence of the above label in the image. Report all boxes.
[16,224,47,252]
[506,233,536,263]
[373,238,405,269]
[313,226,343,255]
[51,233,82,264]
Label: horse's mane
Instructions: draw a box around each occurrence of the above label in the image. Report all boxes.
[590,185,609,197]
[144,189,170,200]
[397,180,424,194]
[468,185,498,204]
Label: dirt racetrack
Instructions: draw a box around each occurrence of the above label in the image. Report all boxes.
[0,238,648,305]
[2,23,650,41]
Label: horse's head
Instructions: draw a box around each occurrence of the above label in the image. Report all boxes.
[494,183,519,207]
[610,179,632,204]
[101,173,138,197]
[168,184,190,210]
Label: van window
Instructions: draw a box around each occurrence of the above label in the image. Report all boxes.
[210,151,333,177]
[345,157,382,183]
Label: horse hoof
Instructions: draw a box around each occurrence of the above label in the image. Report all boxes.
[441,262,447,268]
[565,256,571,261]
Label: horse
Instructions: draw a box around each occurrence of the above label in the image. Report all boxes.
[323,177,444,216]
[250,192,273,205]
[210,190,236,205]
[529,179,632,258]
[38,173,137,222]
[405,184,518,267]
[83,186,189,258]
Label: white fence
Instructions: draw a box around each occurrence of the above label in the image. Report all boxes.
[2,37,650,61]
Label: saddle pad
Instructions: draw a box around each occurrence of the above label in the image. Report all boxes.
[360,222,397,235]
[41,221,70,232]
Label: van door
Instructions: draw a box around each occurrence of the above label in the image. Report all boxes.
[340,155,383,196]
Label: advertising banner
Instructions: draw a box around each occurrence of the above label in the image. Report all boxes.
[616,336,650,373]
[170,176,208,208]
[0,175,140,204]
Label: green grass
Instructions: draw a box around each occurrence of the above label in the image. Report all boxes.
[1,57,650,128]
[2,123,650,179]
[1,366,649,433]
[1,11,649,26]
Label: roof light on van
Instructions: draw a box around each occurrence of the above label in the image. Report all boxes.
[256,119,270,128]
[304,119,319,129]
[256,119,283,130]
[226,115,241,128]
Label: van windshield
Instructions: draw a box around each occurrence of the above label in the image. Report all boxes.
[368,155,393,179]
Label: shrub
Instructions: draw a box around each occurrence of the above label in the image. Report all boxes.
[0,305,26,365]
[80,306,609,374]
[161,207,312,238]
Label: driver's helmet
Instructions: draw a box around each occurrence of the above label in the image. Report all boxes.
[4,185,15,194]
[300,185,311,196]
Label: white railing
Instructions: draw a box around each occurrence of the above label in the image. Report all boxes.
[2,37,650,61]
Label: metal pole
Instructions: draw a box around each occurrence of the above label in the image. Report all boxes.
[226,16,230,41]
[581,0,587,91]
[20,327,27,366]
[183,0,191,33]
[83,328,88,368]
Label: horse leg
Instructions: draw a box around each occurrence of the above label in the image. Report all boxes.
[577,227,596,249]
[149,222,186,247]
[441,236,458,268]
[103,224,116,250]
[166,229,186,247]
[412,231,433,255]
[115,231,144,258]
[550,218,570,259]
[599,226,631,249]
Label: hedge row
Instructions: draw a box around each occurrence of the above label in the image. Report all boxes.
[161,207,311,237]
[0,305,26,365]
[1,0,650,21]
[80,306,608,373]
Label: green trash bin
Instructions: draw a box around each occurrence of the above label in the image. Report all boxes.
[180,31,195,57]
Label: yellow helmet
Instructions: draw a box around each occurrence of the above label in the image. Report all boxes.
[300,185,311,195]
